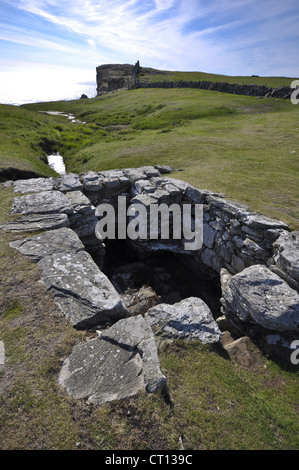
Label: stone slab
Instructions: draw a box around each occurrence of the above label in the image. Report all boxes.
[38,250,126,328]
[10,227,84,262]
[0,213,69,232]
[11,190,73,215]
[59,315,167,405]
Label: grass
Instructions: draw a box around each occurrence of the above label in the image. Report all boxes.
[139,67,297,88]
[23,87,299,229]
[0,82,298,450]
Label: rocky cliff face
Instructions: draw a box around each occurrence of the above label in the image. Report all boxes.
[96,61,140,95]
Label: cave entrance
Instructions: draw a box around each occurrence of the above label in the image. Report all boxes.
[100,239,222,318]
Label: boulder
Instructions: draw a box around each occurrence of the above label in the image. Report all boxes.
[59,315,167,405]
[272,231,299,285]
[9,227,84,262]
[221,264,299,333]
[13,177,55,193]
[0,213,69,232]
[11,190,73,215]
[144,297,222,346]
[38,250,127,328]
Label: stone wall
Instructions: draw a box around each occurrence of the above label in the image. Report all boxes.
[2,166,298,373]
[136,80,293,99]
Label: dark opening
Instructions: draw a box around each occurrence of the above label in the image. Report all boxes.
[101,239,222,318]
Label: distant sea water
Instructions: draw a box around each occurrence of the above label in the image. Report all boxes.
[0,82,97,106]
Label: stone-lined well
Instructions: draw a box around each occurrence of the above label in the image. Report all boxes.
[1,165,298,404]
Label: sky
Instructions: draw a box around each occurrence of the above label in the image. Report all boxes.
[0,0,299,105]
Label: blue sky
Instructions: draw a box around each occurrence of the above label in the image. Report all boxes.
[0,0,299,104]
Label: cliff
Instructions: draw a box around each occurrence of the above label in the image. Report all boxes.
[96,61,140,95]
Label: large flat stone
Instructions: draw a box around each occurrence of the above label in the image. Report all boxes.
[59,315,167,405]
[38,250,126,328]
[0,213,69,232]
[9,227,84,262]
[221,264,299,332]
[11,190,73,215]
[13,177,56,193]
[145,297,222,345]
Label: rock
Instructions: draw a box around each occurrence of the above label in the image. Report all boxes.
[221,265,299,333]
[220,268,232,294]
[154,165,172,174]
[65,190,104,254]
[121,286,160,316]
[59,315,167,405]
[243,213,289,231]
[13,177,56,193]
[54,173,83,192]
[203,222,216,249]
[2,180,13,188]
[224,336,261,368]
[0,213,69,232]
[145,297,222,346]
[11,190,73,215]
[9,227,84,262]
[272,231,299,284]
[38,250,127,328]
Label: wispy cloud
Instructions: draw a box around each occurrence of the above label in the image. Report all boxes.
[0,0,298,103]
[11,0,298,74]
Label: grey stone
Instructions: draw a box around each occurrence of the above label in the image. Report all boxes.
[38,250,126,328]
[203,222,216,249]
[9,227,84,262]
[201,247,221,272]
[0,213,69,232]
[13,177,55,193]
[154,164,172,174]
[206,195,250,218]
[80,171,103,192]
[11,190,73,215]
[54,173,83,192]
[2,180,13,188]
[145,297,222,346]
[123,168,148,183]
[273,231,299,284]
[230,254,245,273]
[243,213,289,231]
[65,191,95,217]
[59,315,167,405]
[221,265,299,332]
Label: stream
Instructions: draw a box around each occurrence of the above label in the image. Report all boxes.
[47,153,66,175]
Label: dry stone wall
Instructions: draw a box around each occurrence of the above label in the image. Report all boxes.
[1,165,298,404]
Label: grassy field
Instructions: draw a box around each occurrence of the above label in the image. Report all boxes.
[139,67,297,88]
[0,84,298,450]
[23,87,299,230]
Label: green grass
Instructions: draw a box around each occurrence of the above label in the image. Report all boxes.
[23,87,299,229]
[0,104,60,177]
[139,67,297,88]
